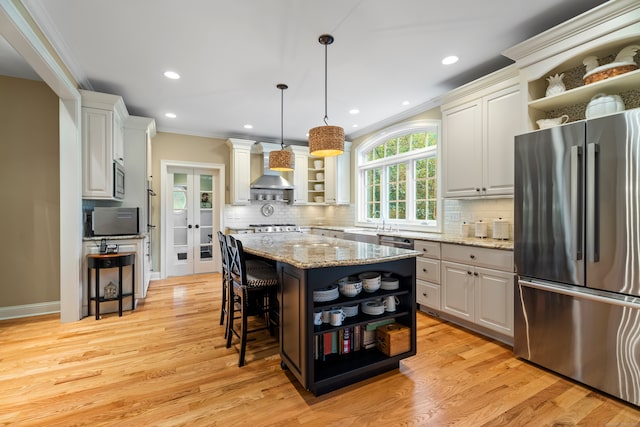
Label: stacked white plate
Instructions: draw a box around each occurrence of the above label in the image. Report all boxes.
[380,277,399,290]
[361,301,385,316]
[359,272,381,293]
[313,284,339,302]
[343,303,359,317]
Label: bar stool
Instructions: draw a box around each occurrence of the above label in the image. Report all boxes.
[217,231,275,340]
[225,234,280,367]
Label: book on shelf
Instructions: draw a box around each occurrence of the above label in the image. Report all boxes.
[365,318,395,331]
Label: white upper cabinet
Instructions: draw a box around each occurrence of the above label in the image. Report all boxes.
[80,90,129,200]
[289,145,309,205]
[124,116,156,233]
[323,141,351,205]
[225,138,254,205]
[442,67,523,198]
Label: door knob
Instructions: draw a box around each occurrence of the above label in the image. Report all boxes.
[195,224,200,229]
[188,224,192,229]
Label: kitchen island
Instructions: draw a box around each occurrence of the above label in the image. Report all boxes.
[235,232,420,395]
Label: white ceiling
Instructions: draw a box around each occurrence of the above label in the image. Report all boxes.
[5,0,608,144]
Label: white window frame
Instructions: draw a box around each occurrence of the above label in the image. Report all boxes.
[355,119,442,232]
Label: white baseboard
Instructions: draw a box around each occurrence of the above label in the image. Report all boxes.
[0,301,60,320]
[150,272,161,281]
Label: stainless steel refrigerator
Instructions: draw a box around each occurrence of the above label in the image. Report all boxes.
[514,108,640,406]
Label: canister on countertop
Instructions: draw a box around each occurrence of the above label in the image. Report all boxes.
[492,217,510,240]
[461,222,473,237]
[474,220,487,238]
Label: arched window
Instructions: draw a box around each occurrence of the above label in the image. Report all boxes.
[356,120,441,230]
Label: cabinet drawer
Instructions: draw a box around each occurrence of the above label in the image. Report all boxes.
[441,243,513,272]
[416,257,440,284]
[414,240,441,259]
[417,280,441,310]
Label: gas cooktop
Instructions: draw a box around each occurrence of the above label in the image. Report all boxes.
[248,224,300,233]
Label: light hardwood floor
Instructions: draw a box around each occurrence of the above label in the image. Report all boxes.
[1,273,639,426]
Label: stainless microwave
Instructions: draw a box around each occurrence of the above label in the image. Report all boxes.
[92,207,139,236]
[114,161,125,200]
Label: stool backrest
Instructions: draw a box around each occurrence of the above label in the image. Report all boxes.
[225,234,247,288]
[217,231,229,278]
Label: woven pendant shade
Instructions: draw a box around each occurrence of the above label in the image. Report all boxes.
[309,125,344,157]
[269,149,294,171]
[269,83,295,171]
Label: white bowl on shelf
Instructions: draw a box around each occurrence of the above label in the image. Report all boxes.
[358,272,381,293]
[316,172,324,180]
[314,183,324,191]
[380,277,399,290]
[339,280,362,297]
[314,160,324,169]
[343,303,359,317]
[314,196,324,203]
[361,301,385,315]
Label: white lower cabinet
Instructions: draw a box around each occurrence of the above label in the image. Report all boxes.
[440,243,514,338]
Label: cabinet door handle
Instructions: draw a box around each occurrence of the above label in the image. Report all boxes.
[422,292,428,297]
[467,271,473,275]
[470,254,476,259]
[422,248,428,253]
[475,188,480,192]
[422,268,428,273]
[482,187,486,192]
[474,272,479,277]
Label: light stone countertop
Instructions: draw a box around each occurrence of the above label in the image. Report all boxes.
[83,234,146,241]
[313,226,514,251]
[233,232,420,270]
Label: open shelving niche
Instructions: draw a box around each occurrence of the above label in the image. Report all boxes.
[518,34,640,129]
[307,156,326,204]
[278,257,417,395]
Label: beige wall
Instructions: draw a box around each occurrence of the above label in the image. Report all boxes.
[0,76,60,307]
[149,131,229,269]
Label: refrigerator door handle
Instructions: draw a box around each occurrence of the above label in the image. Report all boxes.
[519,279,640,310]
[570,145,583,261]
[587,143,600,262]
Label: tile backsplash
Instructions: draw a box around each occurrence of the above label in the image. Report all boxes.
[224,198,513,238]
[224,202,355,228]
[443,198,514,238]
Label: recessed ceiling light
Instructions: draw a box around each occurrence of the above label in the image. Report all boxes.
[163,71,180,79]
[243,124,253,129]
[352,124,359,128]
[402,100,410,106]
[442,56,459,65]
[165,112,176,118]
[349,109,360,115]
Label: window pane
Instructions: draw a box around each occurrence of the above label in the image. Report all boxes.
[389,202,397,219]
[398,202,406,219]
[427,180,436,199]
[428,200,437,221]
[416,180,426,199]
[385,139,397,157]
[398,163,406,181]
[398,135,411,154]
[416,201,426,220]
[427,157,437,178]
[412,132,426,150]
[427,132,437,147]
[375,144,385,160]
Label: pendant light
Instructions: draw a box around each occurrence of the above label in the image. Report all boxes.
[308,34,344,157]
[269,83,295,171]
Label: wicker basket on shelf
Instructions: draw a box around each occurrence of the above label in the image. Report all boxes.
[584,64,638,84]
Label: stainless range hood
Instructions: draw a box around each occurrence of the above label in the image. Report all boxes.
[250,144,294,190]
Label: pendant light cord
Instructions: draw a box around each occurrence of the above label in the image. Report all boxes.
[280,86,285,149]
[323,42,329,126]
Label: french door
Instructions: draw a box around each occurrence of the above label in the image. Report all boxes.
[166,166,218,276]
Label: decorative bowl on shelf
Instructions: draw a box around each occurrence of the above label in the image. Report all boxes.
[361,301,385,315]
[380,277,399,290]
[314,183,324,191]
[314,196,324,203]
[339,280,362,297]
[359,272,381,293]
[316,172,324,180]
[314,160,324,169]
[536,115,569,129]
